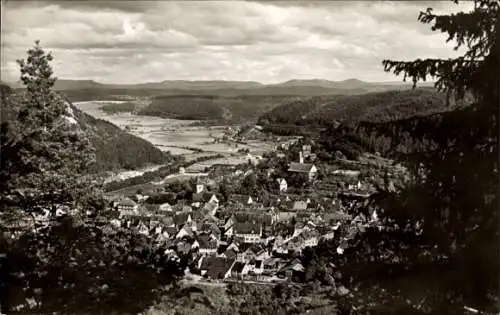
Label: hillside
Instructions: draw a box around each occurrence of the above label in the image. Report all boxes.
[317,100,477,162]
[138,94,306,122]
[258,88,458,127]
[0,84,169,173]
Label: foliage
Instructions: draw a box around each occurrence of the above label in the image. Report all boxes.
[258,88,460,129]
[98,101,136,114]
[139,94,305,123]
[2,217,182,313]
[0,41,100,214]
[75,110,171,173]
[334,1,499,313]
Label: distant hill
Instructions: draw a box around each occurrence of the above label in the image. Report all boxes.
[0,85,170,173]
[258,88,459,129]
[6,78,431,96]
[138,94,308,122]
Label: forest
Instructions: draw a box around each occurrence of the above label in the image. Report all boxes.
[258,88,473,128]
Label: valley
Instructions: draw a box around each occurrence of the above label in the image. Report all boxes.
[73,100,279,178]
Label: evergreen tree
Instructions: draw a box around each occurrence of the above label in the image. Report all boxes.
[1,41,100,215]
[360,0,499,311]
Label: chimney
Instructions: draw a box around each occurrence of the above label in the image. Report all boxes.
[299,151,304,164]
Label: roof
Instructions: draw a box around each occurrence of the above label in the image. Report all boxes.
[192,192,216,203]
[229,194,252,204]
[200,257,235,279]
[144,204,160,212]
[234,222,261,235]
[224,248,238,259]
[234,212,272,225]
[232,261,246,273]
[165,226,177,236]
[116,198,137,207]
[203,201,218,213]
[197,233,218,249]
[288,162,316,173]
[293,201,308,210]
[173,212,191,225]
[200,222,221,235]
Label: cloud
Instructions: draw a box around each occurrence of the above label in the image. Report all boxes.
[1,1,474,84]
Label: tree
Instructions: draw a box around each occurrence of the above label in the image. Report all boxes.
[0,41,100,215]
[240,172,257,195]
[350,0,499,312]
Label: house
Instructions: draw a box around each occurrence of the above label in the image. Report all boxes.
[199,222,221,240]
[115,198,138,216]
[333,169,360,177]
[263,258,282,275]
[288,153,317,181]
[179,167,185,174]
[292,201,308,211]
[196,233,218,255]
[224,247,238,260]
[200,257,236,280]
[174,212,192,228]
[237,243,266,262]
[176,226,194,239]
[136,220,150,235]
[233,212,274,226]
[248,259,264,275]
[277,211,297,223]
[277,178,288,192]
[229,194,253,205]
[195,183,205,194]
[347,179,363,191]
[176,241,192,256]
[302,144,312,158]
[224,226,234,238]
[157,202,172,212]
[202,200,219,217]
[192,192,219,204]
[231,261,247,279]
[234,222,262,243]
[278,258,305,279]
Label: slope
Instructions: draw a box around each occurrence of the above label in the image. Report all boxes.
[0,83,169,174]
[259,88,456,128]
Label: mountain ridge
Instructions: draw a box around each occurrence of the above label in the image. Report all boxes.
[6,78,435,92]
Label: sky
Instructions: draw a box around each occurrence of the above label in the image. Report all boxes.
[1,0,474,84]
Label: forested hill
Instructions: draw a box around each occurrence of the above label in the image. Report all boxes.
[258,88,461,127]
[138,94,306,122]
[318,103,477,161]
[1,83,169,173]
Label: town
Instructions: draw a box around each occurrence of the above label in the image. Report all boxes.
[77,137,409,285]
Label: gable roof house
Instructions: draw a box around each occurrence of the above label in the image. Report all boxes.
[234,222,262,244]
[176,226,195,240]
[288,152,317,181]
[231,261,248,279]
[158,202,173,212]
[195,233,219,255]
[229,194,254,206]
[173,212,193,228]
[292,200,308,211]
[277,178,288,192]
[202,200,219,217]
[200,257,236,280]
[115,198,139,216]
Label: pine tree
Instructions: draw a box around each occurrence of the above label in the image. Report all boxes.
[376,0,499,311]
[1,41,100,216]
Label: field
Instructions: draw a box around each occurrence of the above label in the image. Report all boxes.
[74,101,277,172]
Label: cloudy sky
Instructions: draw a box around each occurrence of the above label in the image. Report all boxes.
[1,1,473,84]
